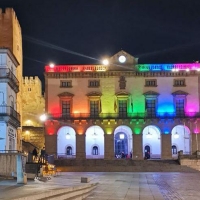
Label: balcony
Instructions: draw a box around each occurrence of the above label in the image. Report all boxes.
[0,68,19,93]
[48,112,200,121]
[0,106,20,128]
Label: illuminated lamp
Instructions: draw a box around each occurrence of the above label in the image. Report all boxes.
[40,114,47,121]
[186,68,190,72]
[146,132,152,139]
[197,68,200,71]
[146,126,152,138]
[119,133,124,139]
[93,132,98,139]
[66,133,71,139]
[49,63,55,68]
[102,59,109,65]
[174,132,179,139]
[172,69,176,72]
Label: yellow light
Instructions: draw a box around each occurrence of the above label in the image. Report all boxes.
[102,59,109,65]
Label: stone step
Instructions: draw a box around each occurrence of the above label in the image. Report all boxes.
[13,183,98,200]
[54,159,199,173]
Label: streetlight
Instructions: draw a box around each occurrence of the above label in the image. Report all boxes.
[102,59,109,65]
[49,63,55,68]
[40,114,47,122]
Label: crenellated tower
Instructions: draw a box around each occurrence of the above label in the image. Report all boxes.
[0,8,23,150]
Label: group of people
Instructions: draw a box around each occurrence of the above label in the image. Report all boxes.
[115,152,132,159]
[32,147,46,163]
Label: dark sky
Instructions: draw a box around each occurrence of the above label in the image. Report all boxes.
[1,0,200,89]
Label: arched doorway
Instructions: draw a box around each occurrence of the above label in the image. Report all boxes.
[57,126,76,159]
[171,125,190,156]
[172,145,177,155]
[66,146,72,155]
[114,126,133,159]
[85,125,104,159]
[143,125,161,159]
[92,146,98,155]
[144,145,150,159]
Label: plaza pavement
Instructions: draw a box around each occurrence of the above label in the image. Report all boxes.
[0,172,200,200]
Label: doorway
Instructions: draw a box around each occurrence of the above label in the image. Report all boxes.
[144,145,150,159]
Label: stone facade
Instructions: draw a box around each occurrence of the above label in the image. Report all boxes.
[44,50,200,161]
[21,76,45,150]
[0,8,23,151]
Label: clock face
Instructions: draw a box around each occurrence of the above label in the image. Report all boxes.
[119,55,126,63]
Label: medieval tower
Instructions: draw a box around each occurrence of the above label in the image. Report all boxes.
[0,8,23,150]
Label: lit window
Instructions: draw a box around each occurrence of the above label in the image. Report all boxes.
[60,80,72,88]
[88,80,100,87]
[174,79,185,87]
[145,79,157,87]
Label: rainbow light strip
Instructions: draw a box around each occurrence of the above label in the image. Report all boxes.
[136,63,200,71]
[45,63,200,73]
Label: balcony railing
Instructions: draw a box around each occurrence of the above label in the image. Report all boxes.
[0,105,20,123]
[0,68,19,92]
[48,112,200,120]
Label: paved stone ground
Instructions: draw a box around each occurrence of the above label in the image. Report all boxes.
[0,172,200,200]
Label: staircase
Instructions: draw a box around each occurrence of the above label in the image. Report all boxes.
[54,159,199,172]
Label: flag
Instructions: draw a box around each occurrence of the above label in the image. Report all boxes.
[131,96,133,113]
[99,99,102,113]
[114,99,117,112]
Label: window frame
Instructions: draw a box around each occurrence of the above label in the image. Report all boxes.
[145,79,157,87]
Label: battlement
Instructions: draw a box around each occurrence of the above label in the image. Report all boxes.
[23,76,42,85]
[0,8,21,31]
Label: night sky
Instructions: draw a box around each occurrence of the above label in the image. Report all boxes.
[1,0,200,90]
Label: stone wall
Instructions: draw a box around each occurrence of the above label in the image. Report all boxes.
[0,153,17,176]
[22,126,45,150]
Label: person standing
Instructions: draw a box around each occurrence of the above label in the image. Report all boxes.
[32,148,38,162]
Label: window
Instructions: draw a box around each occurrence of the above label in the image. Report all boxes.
[175,99,185,116]
[172,145,177,154]
[90,100,99,117]
[66,146,72,155]
[60,80,72,88]
[92,146,98,155]
[143,91,159,117]
[174,79,185,87]
[58,92,74,118]
[28,88,31,91]
[119,76,126,89]
[119,100,127,117]
[172,91,188,117]
[145,99,156,117]
[145,79,157,87]
[62,101,71,118]
[88,80,100,87]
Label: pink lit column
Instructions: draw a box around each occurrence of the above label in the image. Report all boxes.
[192,133,200,154]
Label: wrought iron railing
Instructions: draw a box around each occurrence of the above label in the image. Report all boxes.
[0,105,20,122]
[48,112,200,120]
[0,68,19,92]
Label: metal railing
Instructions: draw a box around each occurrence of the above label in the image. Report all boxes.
[48,112,200,120]
[0,105,20,122]
[0,68,19,92]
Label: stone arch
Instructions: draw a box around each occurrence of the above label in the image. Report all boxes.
[114,125,133,158]
[57,126,76,158]
[85,125,104,159]
[142,125,161,159]
[171,125,190,155]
